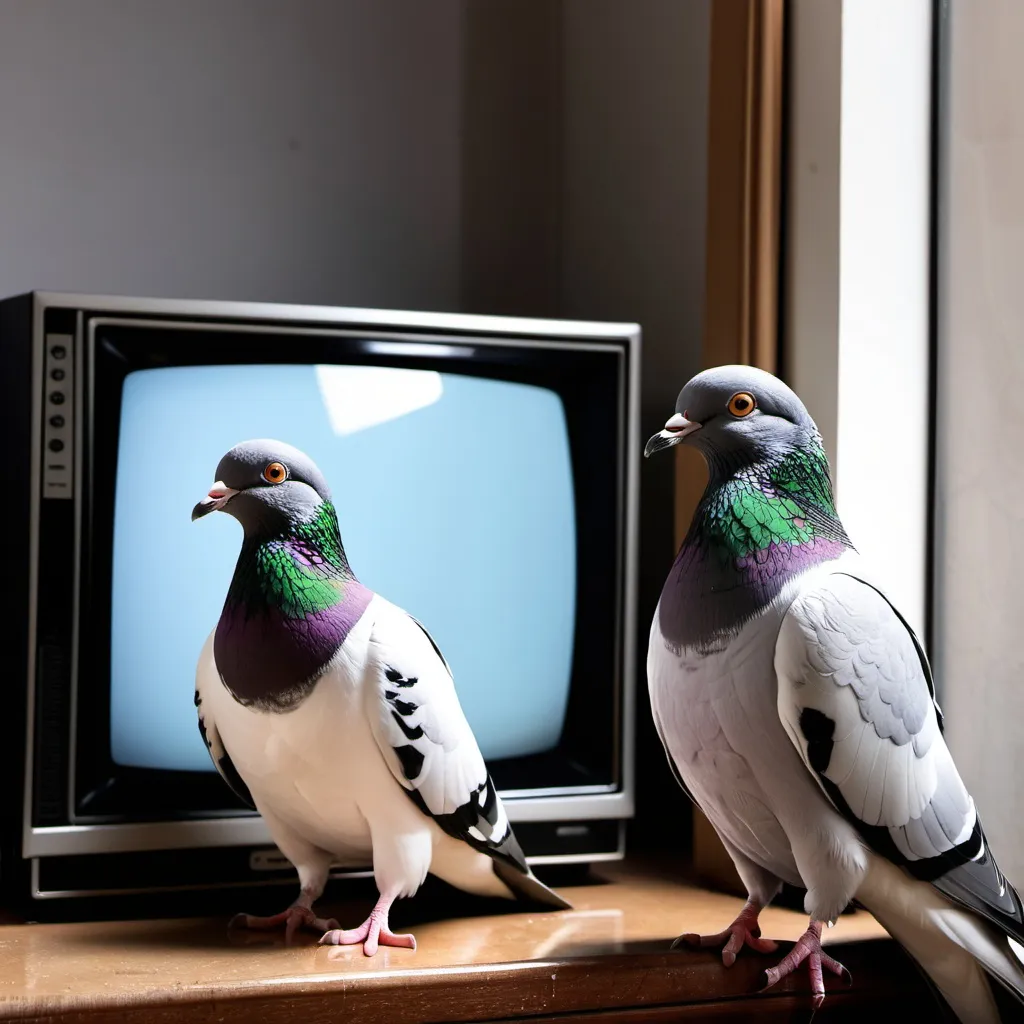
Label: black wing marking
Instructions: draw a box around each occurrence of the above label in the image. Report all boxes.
[778,573,1024,947]
[367,612,570,909]
[800,705,1023,938]
[376,671,526,871]
[401,767,569,909]
[406,771,528,874]
[196,688,256,811]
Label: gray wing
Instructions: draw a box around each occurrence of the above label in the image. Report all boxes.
[775,571,1024,942]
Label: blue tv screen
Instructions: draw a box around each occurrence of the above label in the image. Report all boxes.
[109,363,577,772]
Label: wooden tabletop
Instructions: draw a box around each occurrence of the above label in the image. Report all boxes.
[0,858,929,1023]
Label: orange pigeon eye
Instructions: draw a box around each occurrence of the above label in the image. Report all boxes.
[727,391,756,418]
[262,461,288,484]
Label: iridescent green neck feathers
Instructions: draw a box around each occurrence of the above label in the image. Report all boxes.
[695,442,848,561]
[216,500,374,711]
[236,500,355,618]
[659,439,852,653]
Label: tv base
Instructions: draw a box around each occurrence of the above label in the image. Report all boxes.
[8,819,624,917]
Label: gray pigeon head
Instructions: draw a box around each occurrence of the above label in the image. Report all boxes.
[192,438,332,533]
[644,365,818,465]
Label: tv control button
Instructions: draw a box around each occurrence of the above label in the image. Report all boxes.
[48,439,64,452]
[49,391,65,405]
[49,415,65,428]
[50,345,67,359]
[51,368,65,381]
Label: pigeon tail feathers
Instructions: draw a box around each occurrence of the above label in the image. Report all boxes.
[857,851,1024,1024]
[491,858,573,910]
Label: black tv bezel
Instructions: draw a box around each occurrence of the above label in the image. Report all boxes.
[48,316,630,827]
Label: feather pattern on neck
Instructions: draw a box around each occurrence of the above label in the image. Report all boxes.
[214,501,373,712]
[658,438,853,655]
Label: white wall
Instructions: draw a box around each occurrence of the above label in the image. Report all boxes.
[0,0,463,309]
[935,0,1024,884]
[785,0,932,639]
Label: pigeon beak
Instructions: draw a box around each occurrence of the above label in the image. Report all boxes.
[644,412,701,458]
[191,481,239,521]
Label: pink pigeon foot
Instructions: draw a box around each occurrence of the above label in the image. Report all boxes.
[672,899,779,966]
[229,905,340,945]
[760,920,852,1008]
[319,893,416,957]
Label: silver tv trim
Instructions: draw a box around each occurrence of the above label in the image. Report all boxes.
[29,824,626,899]
[67,315,84,823]
[25,794,628,858]
[22,292,641,862]
[36,290,637,340]
[23,297,45,864]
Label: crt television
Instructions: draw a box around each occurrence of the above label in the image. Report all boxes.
[0,291,640,906]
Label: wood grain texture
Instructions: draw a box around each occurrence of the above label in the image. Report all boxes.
[0,860,908,1023]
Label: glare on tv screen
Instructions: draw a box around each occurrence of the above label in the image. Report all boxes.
[109,363,577,774]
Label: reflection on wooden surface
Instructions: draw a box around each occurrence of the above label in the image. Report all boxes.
[0,858,917,1023]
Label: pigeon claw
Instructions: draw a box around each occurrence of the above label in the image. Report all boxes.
[319,919,417,957]
[318,892,416,957]
[672,899,778,967]
[229,905,340,945]
[759,920,852,1007]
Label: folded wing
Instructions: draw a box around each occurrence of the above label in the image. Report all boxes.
[775,571,1023,942]
[364,605,570,909]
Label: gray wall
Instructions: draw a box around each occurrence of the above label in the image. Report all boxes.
[0,0,464,309]
[935,0,1024,884]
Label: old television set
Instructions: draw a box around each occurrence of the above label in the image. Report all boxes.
[0,291,640,907]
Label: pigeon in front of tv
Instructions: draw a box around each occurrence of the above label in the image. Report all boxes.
[192,438,571,953]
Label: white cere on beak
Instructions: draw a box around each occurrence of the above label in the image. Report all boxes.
[206,481,238,509]
[644,412,702,458]
[661,412,701,439]
[192,480,240,520]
